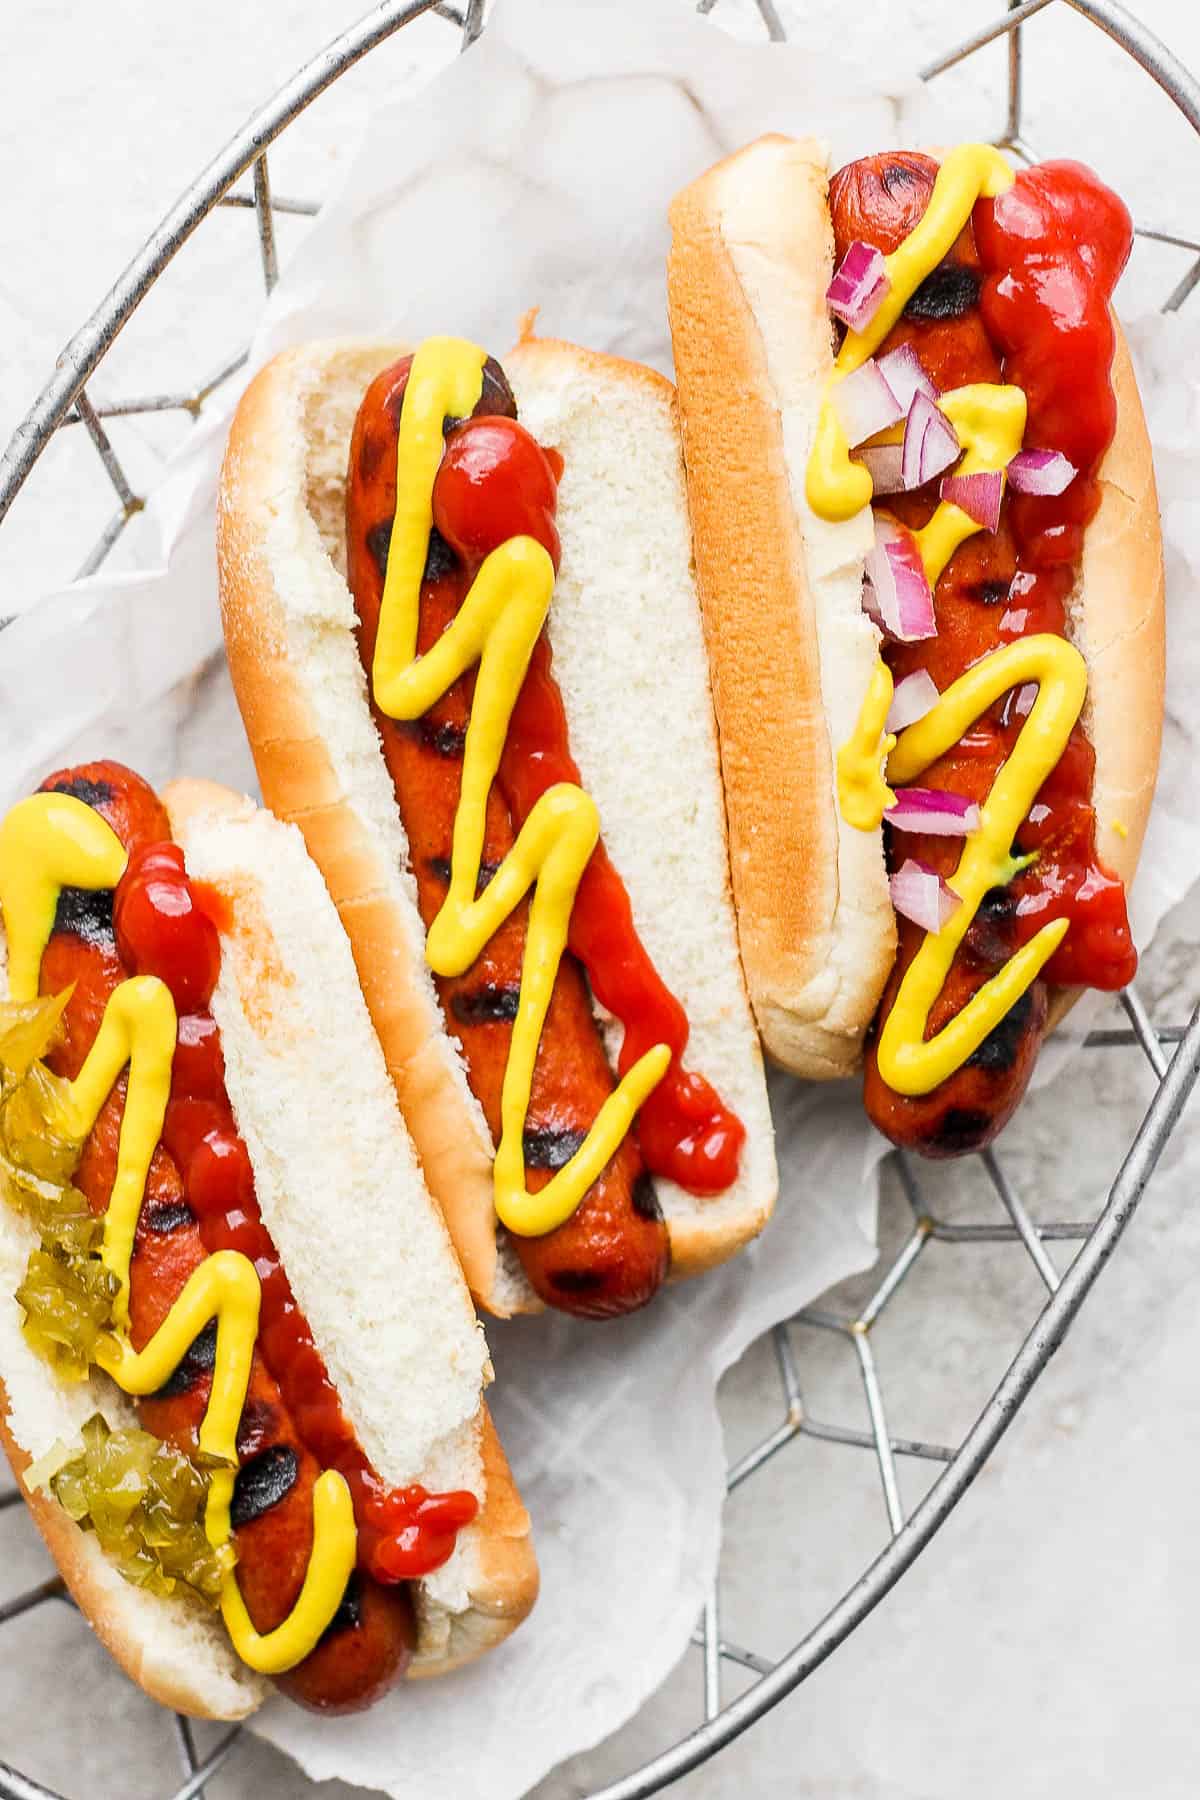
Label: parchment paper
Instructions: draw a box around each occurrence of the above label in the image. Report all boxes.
[1,1,1198,1794]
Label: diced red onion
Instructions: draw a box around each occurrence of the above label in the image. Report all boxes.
[889,858,962,934]
[861,577,885,632]
[940,468,1004,533]
[864,517,936,643]
[1007,448,1076,496]
[885,788,982,836]
[853,442,906,495]
[853,371,950,498]
[901,392,960,491]
[877,343,938,412]
[826,241,890,332]
[886,669,940,732]
[832,360,904,448]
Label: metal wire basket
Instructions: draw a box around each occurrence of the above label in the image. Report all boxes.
[1,1,1199,1796]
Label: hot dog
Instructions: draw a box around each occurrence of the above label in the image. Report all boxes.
[0,764,535,1717]
[667,136,1164,1154]
[218,334,777,1317]
[344,355,667,1315]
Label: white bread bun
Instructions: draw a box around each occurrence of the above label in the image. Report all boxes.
[0,779,536,1717]
[217,336,777,1316]
[667,134,1165,1074]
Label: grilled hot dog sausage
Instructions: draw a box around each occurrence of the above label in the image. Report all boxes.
[345,359,670,1317]
[835,153,1136,1156]
[37,762,414,1711]
[830,157,1051,1157]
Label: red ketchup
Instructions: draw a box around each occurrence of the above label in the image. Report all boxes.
[877,160,1137,993]
[114,842,478,1583]
[435,416,562,570]
[432,419,746,1194]
[975,161,1136,988]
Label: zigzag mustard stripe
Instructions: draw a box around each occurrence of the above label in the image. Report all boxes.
[375,337,669,1238]
[876,635,1086,1095]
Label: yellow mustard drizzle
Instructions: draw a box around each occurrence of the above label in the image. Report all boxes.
[0,792,353,1673]
[375,335,671,1239]
[219,1472,356,1672]
[915,384,1026,585]
[806,143,1020,581]
[865,635,1086,1095]
[836,659,896,829]
[58,977,176,1329]
[0,795,127,1002]
[812,145,1078,1096]
[865,384,1028,586]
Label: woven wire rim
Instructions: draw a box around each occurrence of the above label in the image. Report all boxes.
[1,2,1199,1797]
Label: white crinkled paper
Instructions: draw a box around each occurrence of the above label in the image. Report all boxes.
[1,0,1198,1794]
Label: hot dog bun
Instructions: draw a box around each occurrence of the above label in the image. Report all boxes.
[0,780,536,1718]
[217,336,777,1317]
[666,133,1165,1075]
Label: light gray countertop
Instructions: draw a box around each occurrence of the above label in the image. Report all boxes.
[1,2,1198,1796]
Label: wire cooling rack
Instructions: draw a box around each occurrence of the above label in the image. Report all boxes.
[1,1,1199,1796]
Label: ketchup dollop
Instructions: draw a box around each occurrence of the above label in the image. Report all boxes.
[114,843,221,1013]
[434,416,562,571]
[114,846,479,1583]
